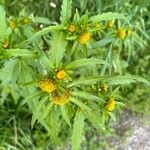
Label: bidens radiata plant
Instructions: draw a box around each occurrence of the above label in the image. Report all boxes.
[0,0,149,150]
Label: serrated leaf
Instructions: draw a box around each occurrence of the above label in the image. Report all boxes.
[60,105,71,126]
[49,31,67,67]
[0,5,7,40]
[2,49,35,58]
[60,0,72,24]
[67,77,103,88]
[72,111,85,150]
[105,74,150,86]
[42,103,54,120]
[71,91,104,102]
[89,12,126,22]
[86,111,105,130]
[66,58,105,69]
[70,97,92,112]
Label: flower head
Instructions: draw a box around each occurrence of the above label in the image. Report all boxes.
[39,78,56,93]
[52,91,69,105]
[106,98,116,111]
[68,23,76,32]
[56,69,67,80]
[117,28,126,39]
[3,41,9,49]
[78,32,91,44]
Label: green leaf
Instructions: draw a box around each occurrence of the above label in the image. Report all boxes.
[60,105,71,126]
[105,74,150,86]
[0,5,7,40]
[2,49,35,58]
[86,111,105,130]
[60,0,72,24]
[49,31,67,67]
[70,97,92,112]
[67,77,103,88]
[71,91,104,102]
[66,58,105,69]
[89,12,126,22]
[108,112,116,122]
[72,111,85,150]
[31,96,48,128]
[42,103,54,120]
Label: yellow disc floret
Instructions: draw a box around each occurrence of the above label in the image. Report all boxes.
[117,28,126,39]
[56,70,67,80]
[106,98,116,111]
[68,24,76,32]
[52,91,69,105]
[23,17,30,24]
[78,32,91,44]
[39,78,56,93]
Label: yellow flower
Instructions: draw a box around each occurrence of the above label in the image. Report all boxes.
[52,91,69,105]
[56,70,67,80]
[78,32,91,44]
[106,98,116,111]
[117,28,126,39]
[9,21,17,29]
[107,20,114,28]
[100,84,108,93]
[68,23,76,32]
[39,78,56,93]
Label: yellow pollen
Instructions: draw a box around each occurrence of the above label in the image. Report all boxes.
[117,28,126,39]
[56,70,67,80]
[106,98,116,111]
[78,32,91,44]
[68,24,76,32]
[39,78,56,93]
[52,91,69,105]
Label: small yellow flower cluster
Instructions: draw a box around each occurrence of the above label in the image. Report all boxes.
[56,70,67,80]
[39,78,56,93]
[106,97,116,111]
[117,28,126,39]
[78,32,91,44]
[52,91,69,105]
[22,17,30,24]
[100,84,108,93]
[68,24,76,33]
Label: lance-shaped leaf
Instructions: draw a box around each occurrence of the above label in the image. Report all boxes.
[60,0,72,24]
[89,12,126,22]
[72,111,85,150]
[49,31,67,67]
[105,74,150,86]
[67,77,103,88]
[60,105,71,126]
[66,58,106,69]
[0,5,7,40]
[1,49,36,58]
[70,97,92,112]
[71,91,104,102]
